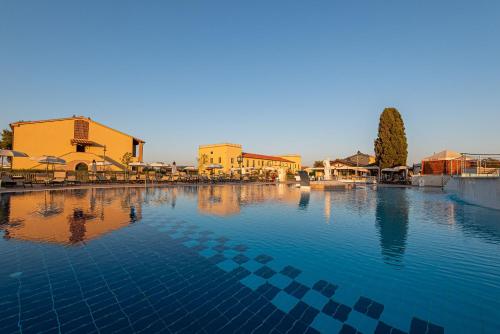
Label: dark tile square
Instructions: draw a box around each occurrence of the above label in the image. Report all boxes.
[322,300,340,316]
[233,244,248,252]
[255,254,274,264]
[285,281,309,299]
[280,265,302,279]
[312,280,328,292]
[305,328,321,334]
[301,306,319,325]
[289,301,309,320]
[321,283,338,298]
[410,317,428,334]
[375,321,392,334]
[366,301,384,319]
[255,266,276,279]
[427,322,444,334]
[339,323,357,334]
[233,254,250,265]
[288,320,309,334]
[333,304,351,322]
[208,254,226,264]
[353,296,371,314]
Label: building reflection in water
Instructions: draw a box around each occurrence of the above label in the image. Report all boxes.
[375,188,409,267]
[298,189,310,210]
[0,188,144,245]
[197,184,302,216]
[324,191,331,223]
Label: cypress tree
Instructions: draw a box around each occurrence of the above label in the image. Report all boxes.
[374,108,408,169]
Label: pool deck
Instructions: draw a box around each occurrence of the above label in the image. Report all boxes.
[0,181,281,194]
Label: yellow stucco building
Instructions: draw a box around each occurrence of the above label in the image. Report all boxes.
[10,116,145,171]
[198,143,301,174]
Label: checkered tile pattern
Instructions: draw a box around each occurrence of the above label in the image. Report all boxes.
[0,216,445,334]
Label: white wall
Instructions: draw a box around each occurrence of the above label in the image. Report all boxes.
[445,177,500,210]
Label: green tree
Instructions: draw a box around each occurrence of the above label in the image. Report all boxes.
[313,160,324,168]
[0,129,12,149]
[121,152,133,169]
[374,108,408,169]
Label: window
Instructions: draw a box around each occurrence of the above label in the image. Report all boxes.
[132,139,139,157]
[253,160,255,167]
[76,144,85,153]
[231,158,234,164]
[218,157,221,163]
[210,158,213,163]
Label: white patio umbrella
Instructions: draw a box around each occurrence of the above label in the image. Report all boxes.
[205,164,223,170]
[0,149,29,169]
[95,161,112,172]
[149,162,167,168]
[128,161,148,167]
[182,166,196,171]
[31,156,66,172]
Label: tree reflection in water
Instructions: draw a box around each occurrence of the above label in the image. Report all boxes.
[375,188,409,267]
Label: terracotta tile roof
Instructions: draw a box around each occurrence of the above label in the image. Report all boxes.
[70,138,104,147]
[242,152,293,163]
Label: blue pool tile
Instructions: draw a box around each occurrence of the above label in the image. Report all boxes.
[240,274,267,291]
[242,260,263,272]
[333,288,359,306]
[272,291,300,313]
[268,273,293,289]
[217,259,239,272]
[310,312,343,334]
[346,309,379,334]
[302,290,330,311]
[222,249,239,258]
[200,248,217,258]
[183,240,199,248]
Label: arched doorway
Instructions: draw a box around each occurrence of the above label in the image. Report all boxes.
[75,163,88,182]
[75,163,88,171]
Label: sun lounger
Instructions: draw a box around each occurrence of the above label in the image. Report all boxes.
[50,171,67,186]
[0,175,16,188]
[66,174,81,185]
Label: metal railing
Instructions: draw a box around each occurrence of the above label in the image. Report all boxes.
[455,153,500,177]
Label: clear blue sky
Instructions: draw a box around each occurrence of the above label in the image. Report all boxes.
[1,1,499,165]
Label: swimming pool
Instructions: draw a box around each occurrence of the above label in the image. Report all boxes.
[0,185,499,333]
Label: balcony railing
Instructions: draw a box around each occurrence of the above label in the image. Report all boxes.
[455,153,500,177]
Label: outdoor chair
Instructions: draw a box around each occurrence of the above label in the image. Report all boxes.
[50,171,67,186]
[66,174,81,185]
[35,174,51,185]
[0,174,16,188]
[115,173,127,183]
[96,173,108,183]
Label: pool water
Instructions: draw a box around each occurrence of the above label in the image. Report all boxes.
[0,185,499,333]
